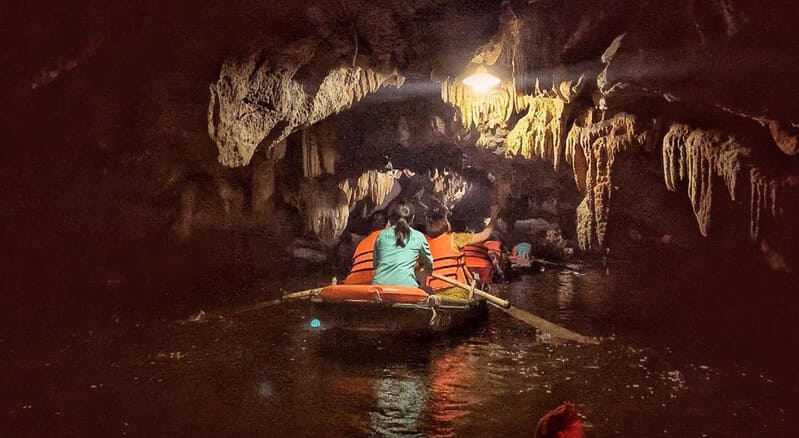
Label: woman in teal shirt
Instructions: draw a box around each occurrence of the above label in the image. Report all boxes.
[372,201,434,287]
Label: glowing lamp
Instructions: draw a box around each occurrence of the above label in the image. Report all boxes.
[462,65,501,94]
[310,318,321,328]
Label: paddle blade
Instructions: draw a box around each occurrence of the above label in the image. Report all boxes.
[494,304,598,344]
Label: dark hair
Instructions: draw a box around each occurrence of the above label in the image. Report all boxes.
[391,200,414,247]
[370,210,388,231]
[426,216,451,238]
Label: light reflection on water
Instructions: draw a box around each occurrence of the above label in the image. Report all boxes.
[3,262,796,437]
[370,368,427,437]
[556,270,576,322]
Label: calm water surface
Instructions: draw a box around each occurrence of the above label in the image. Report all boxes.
[2,260,796,436]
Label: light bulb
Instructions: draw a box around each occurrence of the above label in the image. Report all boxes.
[462,65,501,94]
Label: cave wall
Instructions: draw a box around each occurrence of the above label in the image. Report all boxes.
[4,0,799,324]
[1,0,506,320]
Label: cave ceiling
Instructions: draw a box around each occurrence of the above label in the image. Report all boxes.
[207,0,799,167]
[202,0,798,263]
[7,0,799,271]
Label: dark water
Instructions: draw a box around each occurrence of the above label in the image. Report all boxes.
[2,261,797,437]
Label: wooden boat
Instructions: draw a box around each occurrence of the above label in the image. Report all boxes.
[310,284,487,333]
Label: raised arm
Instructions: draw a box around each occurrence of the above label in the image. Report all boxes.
[468,205,499,245]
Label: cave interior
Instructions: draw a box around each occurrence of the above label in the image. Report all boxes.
[3,0,799,435]
[6,0,797,312]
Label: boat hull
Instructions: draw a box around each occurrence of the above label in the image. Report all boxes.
[310,284,486,333]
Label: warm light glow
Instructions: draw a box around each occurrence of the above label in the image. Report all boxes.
[462,65,501,94]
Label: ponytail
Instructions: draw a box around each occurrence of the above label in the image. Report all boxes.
[395,218,410,247]
[391,201,415,247]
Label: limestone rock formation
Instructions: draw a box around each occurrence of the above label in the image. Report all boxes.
[505,97,567,167]
[750,169,799,242]
[761,119,799,156]
[252,141,288,222]
[339,170,397,209]
[565,114,650,250]
[662,124,749,236]
[439,16,522,149]
[428,168,471,209]
[291,180,351,246]
[437,4,799,261]
[208,41,404,167]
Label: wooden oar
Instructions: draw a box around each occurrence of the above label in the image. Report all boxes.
[230,288,322,315]
[432,274,511,308]
[430,273,597,344]
[535,258,580,272]
[186,287,323,322]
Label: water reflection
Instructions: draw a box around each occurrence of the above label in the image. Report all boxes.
[5,262,796,436]
[556,271,575,308]
[370,371,428,436]
[425,344,482,436]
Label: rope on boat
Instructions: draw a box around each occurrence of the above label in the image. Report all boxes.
[426,294,443,326]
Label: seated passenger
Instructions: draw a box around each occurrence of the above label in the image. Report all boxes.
[343,211,389,285]
[425,205,498,299]
[463,235,502,284]
[511,242,533,268]
[372,201,434,288]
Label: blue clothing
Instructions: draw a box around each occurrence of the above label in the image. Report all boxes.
[514,242,532,258]
[372,226,433,287]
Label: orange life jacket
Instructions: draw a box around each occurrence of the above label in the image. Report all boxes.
[464,241,501,283]
[463,240,501,269]
[426,233,473,290]
[484,240,501,254]
[343,230,381,285]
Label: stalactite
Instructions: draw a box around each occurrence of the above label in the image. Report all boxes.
[302,127,338,177]
[441,78,516,132]
[749,168,797,242]
[749,168,779,241]
[303,185,350,245]
[252,158,276,218]
[565,113,649,250]
[662,124,689,192]
[281,170,399,245]
[428,168,471,208]
[505,97,566,167]
[283,180,348,245]
[339,170,397,209]
[319,146,336,175]
[302,130,322,178]
[251,140,288,222]
[661,124,750,236]
[565,122,587,193]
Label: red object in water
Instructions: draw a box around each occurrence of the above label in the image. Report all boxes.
[534,402,585,438]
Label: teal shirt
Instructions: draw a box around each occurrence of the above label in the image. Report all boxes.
[372,226,433,287]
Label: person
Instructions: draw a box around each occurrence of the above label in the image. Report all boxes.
[425,205,499,299]
[372,201,434,288]
[463,234,503,284]
[343,211,389,285]
[510,241,533,268]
